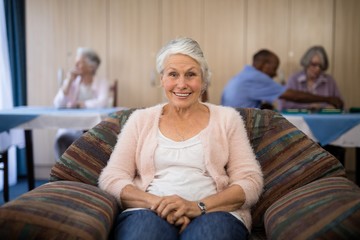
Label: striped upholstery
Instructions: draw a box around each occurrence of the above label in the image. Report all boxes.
[264,177,360,239]
[236,109,346,229]
[0,181,118,240]
[0,108,354,240]
[50,108,137,185]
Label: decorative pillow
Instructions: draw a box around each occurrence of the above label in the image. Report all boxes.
[264,177,360,239]
[237,108,346,228]
[50,109,136,185]
[0,181,118,240]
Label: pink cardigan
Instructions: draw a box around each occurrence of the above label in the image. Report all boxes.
[98,103,263,231]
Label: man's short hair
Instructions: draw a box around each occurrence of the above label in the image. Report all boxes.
[253,49,275,63]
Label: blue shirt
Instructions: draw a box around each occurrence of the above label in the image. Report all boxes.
[221,65,286,108]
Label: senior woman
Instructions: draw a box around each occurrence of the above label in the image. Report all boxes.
[53,47,109,159]
[280,46,345,165]
[281,46,344,111]
[99,37,263,240]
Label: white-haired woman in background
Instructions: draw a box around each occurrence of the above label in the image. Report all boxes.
[281,46,346,165]
[281,46,344,111]
[99,37,263,240]
[53,47,109,159]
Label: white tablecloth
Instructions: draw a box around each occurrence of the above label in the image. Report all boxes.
[284,115,360,147]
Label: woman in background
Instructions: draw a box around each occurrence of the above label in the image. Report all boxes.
[99,37,263,239]
[281,46,345,165]
[281,46,343,111]
[53,47,109,159]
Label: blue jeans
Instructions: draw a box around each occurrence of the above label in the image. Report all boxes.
[112,209,249,240]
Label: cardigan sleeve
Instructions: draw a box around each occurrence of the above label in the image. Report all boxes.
[226,109,264,209]
[98,110,141,206]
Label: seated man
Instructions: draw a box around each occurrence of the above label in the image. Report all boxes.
[221,49,343,110]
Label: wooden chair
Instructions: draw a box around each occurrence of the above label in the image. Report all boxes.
[109,79,118,107]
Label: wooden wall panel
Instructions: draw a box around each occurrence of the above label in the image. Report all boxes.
[26,0,67,106]
[64,0,108,78]
[246,0,290,84]
[333,0,360,108]
[161,0,204,45]
[108,0,161,108]
[289,0,334,76]
[204,0,246,103]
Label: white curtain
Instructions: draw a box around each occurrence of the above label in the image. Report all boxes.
[0,0,18,191]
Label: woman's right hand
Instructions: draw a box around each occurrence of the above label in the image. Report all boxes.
[68,68,80,81]
[152,195,199,221]
[172,215,191,233]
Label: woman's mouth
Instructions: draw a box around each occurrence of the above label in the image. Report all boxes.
[174,92,191,97]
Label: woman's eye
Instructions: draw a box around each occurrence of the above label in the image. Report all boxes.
[168,72,177,77]
[186,72,196,77]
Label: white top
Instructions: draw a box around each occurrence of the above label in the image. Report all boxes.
[144,129,243,223]
[78,84,94,102]
[146,130,217,200]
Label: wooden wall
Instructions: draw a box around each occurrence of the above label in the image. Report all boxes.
[26,0,360,178]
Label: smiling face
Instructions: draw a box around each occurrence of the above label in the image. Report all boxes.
[161,54,204,109]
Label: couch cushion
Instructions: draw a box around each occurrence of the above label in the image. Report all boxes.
[264,177,360,240]
[0,181,118,240]
[237,109,346,228]
[50,109,136,185]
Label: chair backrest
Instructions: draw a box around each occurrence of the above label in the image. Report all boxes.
[108,79,118,107]
[49,108,346,229]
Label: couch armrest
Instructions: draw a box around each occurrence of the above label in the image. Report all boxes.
[0,181,119,240]
[264,177,360,240]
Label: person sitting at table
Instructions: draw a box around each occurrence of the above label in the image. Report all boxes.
[280,45,345,165]
[221,49,343,110]
[280,46,344,111]
[98,37,264,239]
[53,47,109,160]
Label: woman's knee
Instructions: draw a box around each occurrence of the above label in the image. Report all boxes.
[113,209,179,240]
[181,212,248,240]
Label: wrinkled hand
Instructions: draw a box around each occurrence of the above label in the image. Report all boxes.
[172,215,190,233]
[327,97,343,109]
[151,195,195,232]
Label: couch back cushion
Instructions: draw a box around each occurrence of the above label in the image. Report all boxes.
[264,177,360,239]
[50,109,136,185]
[50,108,346,229]
[237,108,346,228]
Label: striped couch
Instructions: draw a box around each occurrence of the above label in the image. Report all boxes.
[0,108,359,239]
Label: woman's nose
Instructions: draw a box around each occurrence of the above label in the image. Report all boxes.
[176,76,186,87]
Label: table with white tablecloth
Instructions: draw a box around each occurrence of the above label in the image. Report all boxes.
[283,113,360,185]
[0,106,126,190]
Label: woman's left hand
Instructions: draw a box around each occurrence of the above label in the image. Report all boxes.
[152,195,198,222]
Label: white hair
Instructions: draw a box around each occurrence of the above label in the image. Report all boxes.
[77,47,101,74]
[156,37,211,91]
